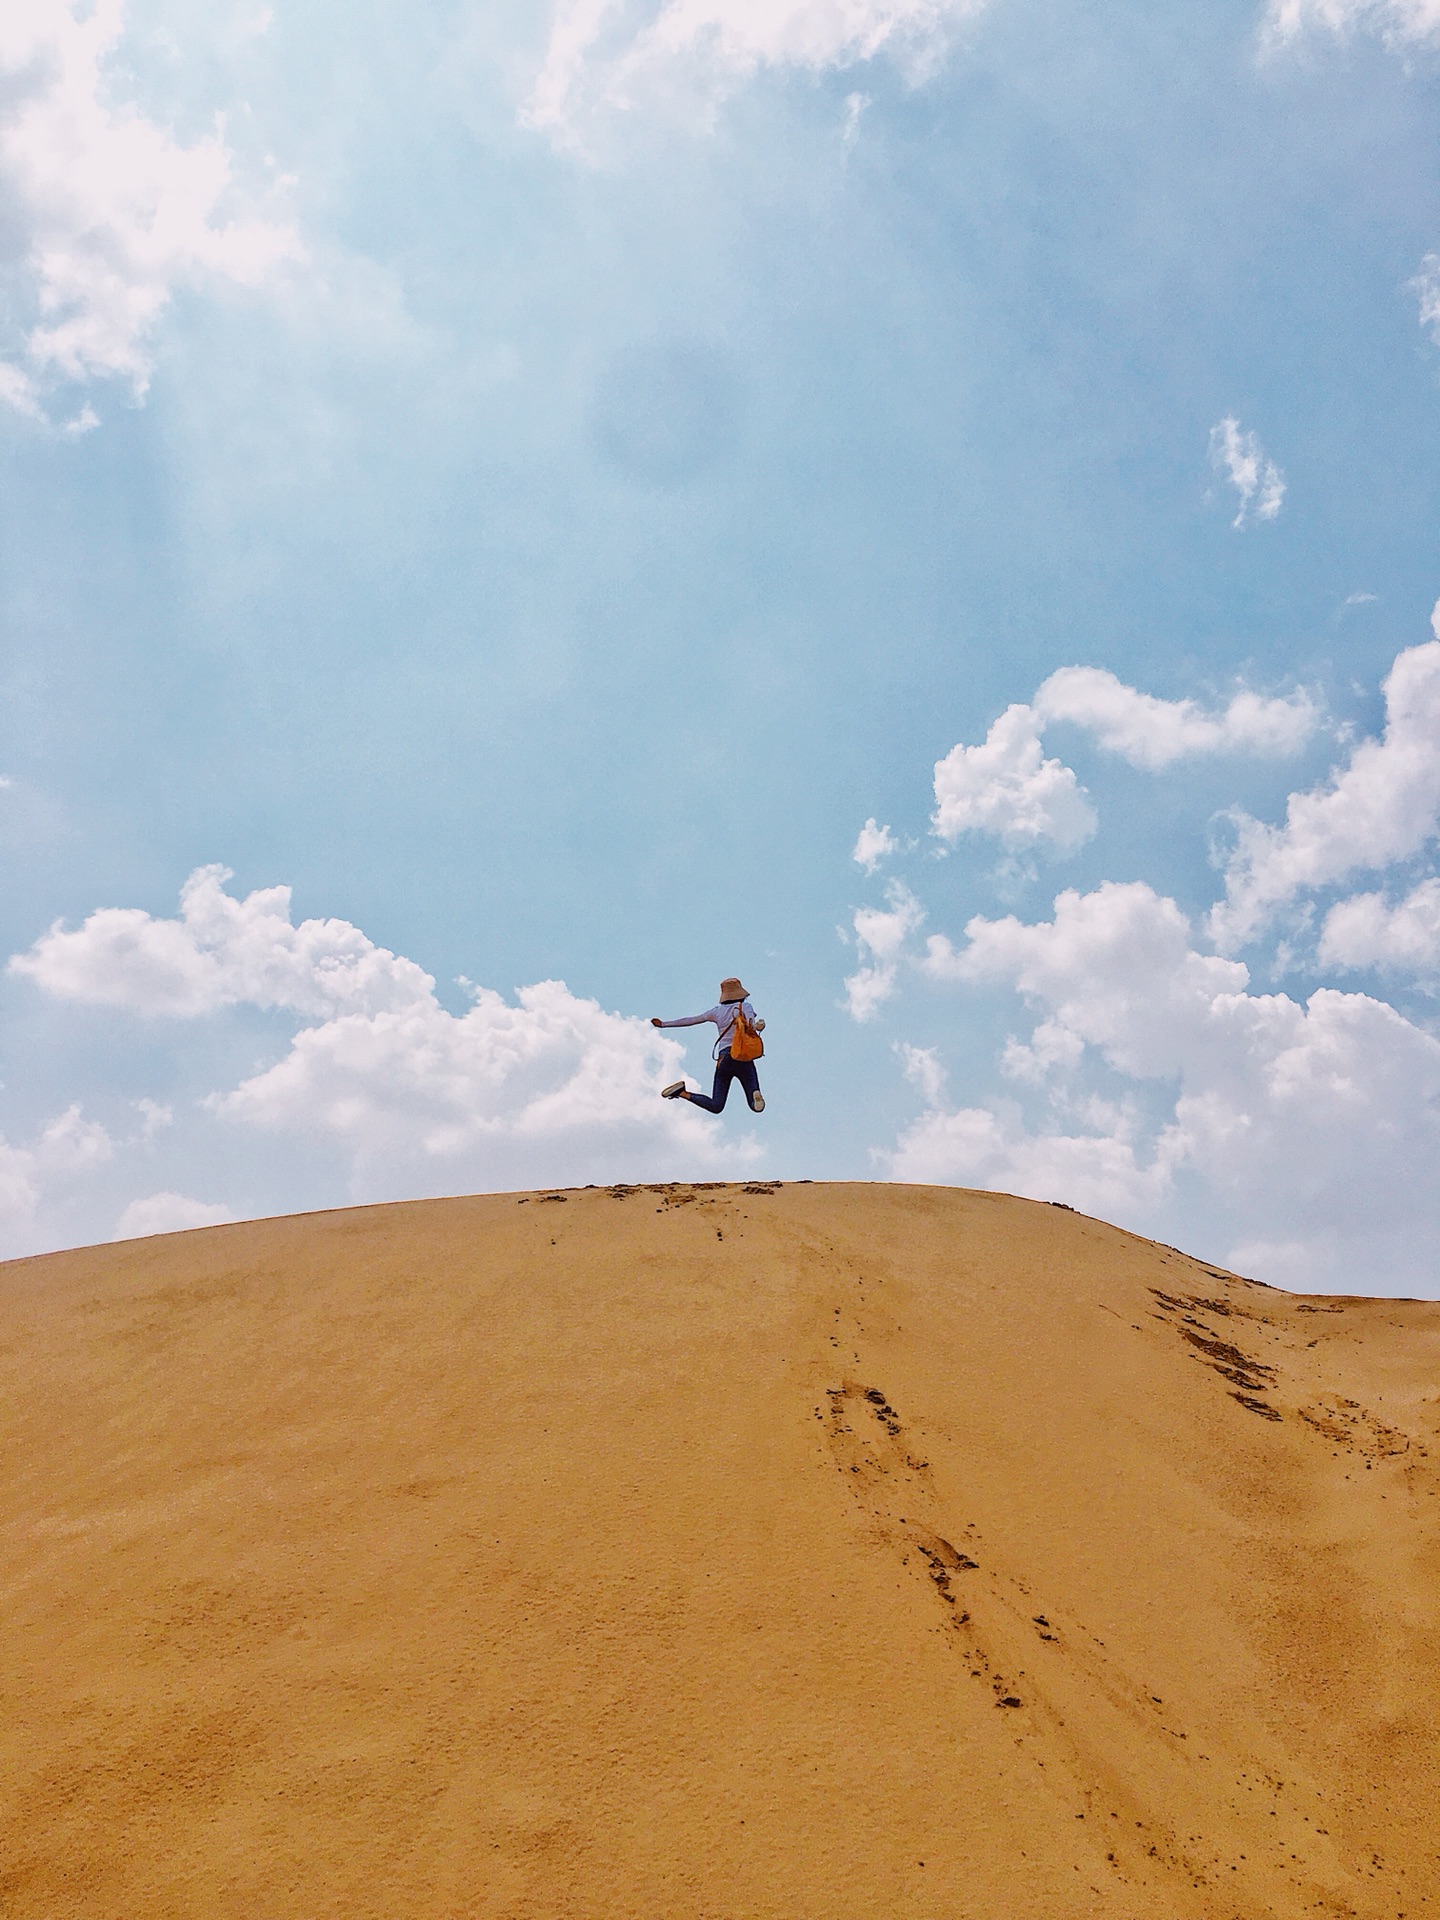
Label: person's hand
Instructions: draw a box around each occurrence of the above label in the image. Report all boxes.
[651,1016,662,1026]
[754,1018,765,1032]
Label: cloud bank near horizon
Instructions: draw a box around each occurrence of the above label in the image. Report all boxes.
[850,616,1440,1294]
[1,866,756,1254]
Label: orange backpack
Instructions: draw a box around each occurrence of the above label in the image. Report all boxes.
[728,1003,764,1063]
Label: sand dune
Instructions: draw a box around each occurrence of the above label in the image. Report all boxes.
[3,1181,1439,1917]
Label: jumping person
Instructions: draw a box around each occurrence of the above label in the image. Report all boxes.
[653,977,766,1114]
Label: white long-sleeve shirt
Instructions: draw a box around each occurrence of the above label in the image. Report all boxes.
[657,1000,763,1054]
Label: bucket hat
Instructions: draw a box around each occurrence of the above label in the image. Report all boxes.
[719,976,748,1003]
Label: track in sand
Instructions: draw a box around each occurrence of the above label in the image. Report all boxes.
[4,1181,1440,1917]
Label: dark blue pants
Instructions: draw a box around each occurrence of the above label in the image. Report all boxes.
[686,1049,762,1114]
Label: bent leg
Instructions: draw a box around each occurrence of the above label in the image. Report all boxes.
[733,1058,762,1111]
[685,1054,737,1115]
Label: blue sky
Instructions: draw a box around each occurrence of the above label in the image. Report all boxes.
[5,0,1440,1291]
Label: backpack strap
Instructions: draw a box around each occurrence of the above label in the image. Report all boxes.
[715,1000,740,1059]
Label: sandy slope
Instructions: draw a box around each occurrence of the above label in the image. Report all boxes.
[3,1182,1439,1919]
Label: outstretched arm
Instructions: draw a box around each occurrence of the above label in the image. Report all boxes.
[651,1012,712,1028]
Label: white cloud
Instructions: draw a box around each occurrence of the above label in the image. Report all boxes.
[10,864,434,1017]
[922,881,1250,1077]
[0,1103,113,1250]
[10,866,755,1206]
[0,359,46,422]
[0,0,299,419]
[929,669,1315,855]
[844,879,923,1020]
[852,883,923,963]
[524,0,985,149]
[896,1040,946,1105]
[1413,253,1440,346]
[0,1139,40,1235]
[1208,416,1285,528]
[842,89,870,142]
[1032,666,1317,771]
[134,1097,173,1138]
[1210,634,1440,951]
[852,817,897,873]
[999,1016,1084,1084]
[37,1101,114,1173]
[1264,0,1440,47]
[931,703,1097,851]
[885,1101,1178,1221]
[1319,877,1440,975]
[113,1191,233,1240]
[886,879,1440,1292]
[871,630,1440,1292]
[844,965,900,1023]
[211,976,745,1190]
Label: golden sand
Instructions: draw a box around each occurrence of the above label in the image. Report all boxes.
[3,1181,1439,1917]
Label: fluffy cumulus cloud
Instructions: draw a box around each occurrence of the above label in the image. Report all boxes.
[928,667,1315,854]
[849,662,1320,1025]
[0,0,298,421]
[1319,878,1440,976]
[0,1104,113,1251]
[1210,636,1440,952]
[1032,667,1317,771]
[921,882,1250,1076]
[1208,416,1285,528]
[932,703,1098,851]
[210,976,738,1192]
[885,1104,1179,1224]
[860,620,1440,1293]
[12,864,435,1017]
[852,817,897,874]
[888,881,1440,1291]
[5,867,756,1246]
[524,0,986,148]
[897,1040,947,1106]
[844,880,923,1020]
[112,1192,234,1241]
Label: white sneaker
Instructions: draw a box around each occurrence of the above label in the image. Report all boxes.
[751,1092,766,1112]
[661,1081,687,1100]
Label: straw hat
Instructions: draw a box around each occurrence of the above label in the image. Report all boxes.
[718,976,748,1003]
